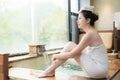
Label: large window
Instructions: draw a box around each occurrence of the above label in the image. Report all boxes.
[0,0,69,54]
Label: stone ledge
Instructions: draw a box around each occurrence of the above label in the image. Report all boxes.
[9,49,62,63]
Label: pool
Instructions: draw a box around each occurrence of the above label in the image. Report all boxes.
[9,54,84,76]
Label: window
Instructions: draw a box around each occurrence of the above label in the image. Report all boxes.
[0,0,69,54]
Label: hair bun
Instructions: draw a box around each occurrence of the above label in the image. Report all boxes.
[93,13,99,21]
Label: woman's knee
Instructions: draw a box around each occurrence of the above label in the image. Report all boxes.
[67,41,77,46]
[64,42,77,49]
[62,41,77,52]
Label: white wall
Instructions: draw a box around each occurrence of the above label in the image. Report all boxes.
[92,0,120,30]
[80,0,90,8]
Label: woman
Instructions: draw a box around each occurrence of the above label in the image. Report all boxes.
[32,6,109,79]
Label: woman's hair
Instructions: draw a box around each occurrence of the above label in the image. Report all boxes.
[80,10,98,26]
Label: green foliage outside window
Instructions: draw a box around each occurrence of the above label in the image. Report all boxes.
[0,0,68,53]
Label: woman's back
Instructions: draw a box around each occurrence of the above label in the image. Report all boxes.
[87,28,103,47]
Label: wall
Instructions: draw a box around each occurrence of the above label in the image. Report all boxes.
[80,0,90,8]
[91,0,120,30]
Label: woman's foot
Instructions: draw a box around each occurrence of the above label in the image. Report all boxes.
[36,72,55,78]
[30,70,55,78]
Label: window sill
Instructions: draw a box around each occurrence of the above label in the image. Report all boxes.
[9,49,62,63]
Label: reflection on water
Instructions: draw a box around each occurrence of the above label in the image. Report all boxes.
[9,53,111,80]
[37,57,84,76]
[56,59,84,76]
[42,52,50,66]
[9,54,84,76]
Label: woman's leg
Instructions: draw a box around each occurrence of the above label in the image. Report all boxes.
[43,42,78,73]
[33,42,80,78]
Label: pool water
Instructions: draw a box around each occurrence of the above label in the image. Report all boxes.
[9,54,84,77]
[37,59,84,76]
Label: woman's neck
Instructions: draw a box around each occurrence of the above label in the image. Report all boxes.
[83,25,93,33]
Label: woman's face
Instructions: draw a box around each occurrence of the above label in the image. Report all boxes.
[77,13,88,29]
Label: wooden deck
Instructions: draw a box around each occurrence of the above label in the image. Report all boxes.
[9,59,120,80]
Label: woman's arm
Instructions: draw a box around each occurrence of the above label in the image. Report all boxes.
[69,32,93,57]
[52,32,93,60]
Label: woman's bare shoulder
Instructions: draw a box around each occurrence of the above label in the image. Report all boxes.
[81,32,93,42]
[88,29,98,36]
[85,30,95,37]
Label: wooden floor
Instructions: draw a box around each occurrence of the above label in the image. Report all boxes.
[37,59,120,80]
[9,58,120,80]
[40,59,120,80]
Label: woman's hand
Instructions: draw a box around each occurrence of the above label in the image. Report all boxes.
[52,52,70,62]
[52,54,59,61]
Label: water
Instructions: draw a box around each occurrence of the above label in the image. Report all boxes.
[56,59,84,76]
[38,56,84,76]
[42,52,50,67]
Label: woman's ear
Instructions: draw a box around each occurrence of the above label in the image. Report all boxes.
[86,18,91,24]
